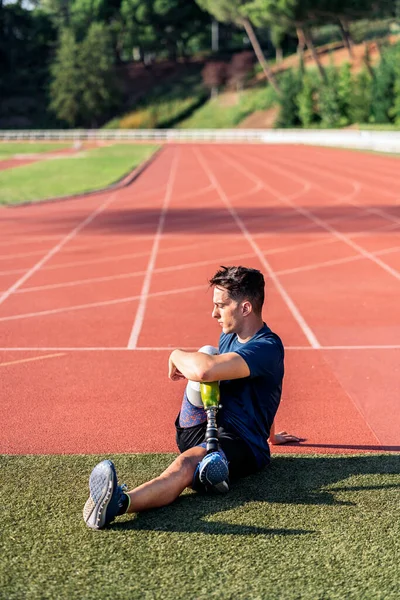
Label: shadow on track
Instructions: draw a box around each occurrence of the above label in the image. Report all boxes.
[16,205,400,236]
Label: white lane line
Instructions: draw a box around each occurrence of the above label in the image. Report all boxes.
[276,245,400,277]
[3,244,398,296]
[0,267,27,276]
[270,151,400,225]
[11,251,257,294]
[1,345,399,351]
[0,353,65,367]
[229,148,400,282]
[0,284,205,322]
[0,219,324,278]
[38,185,215,257]
[311,148,400,190]
[0,191,118,307]
[195,146,321,349]
[0,235,62,248]
[0,225,257,278]
[0,249,50,261]
[127,150,180,349]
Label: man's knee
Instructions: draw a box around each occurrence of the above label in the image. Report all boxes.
[175,446,207,485]
[185,345,218,407]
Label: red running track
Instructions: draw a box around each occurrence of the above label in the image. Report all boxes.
[0,144,399,455]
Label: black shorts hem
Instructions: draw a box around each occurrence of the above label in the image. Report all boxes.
[175,413,260,481]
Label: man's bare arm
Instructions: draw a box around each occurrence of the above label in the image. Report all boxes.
[168,349,249,382]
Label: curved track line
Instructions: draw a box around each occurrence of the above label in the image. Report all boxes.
[225,148,400,281]
[311,147,400,188]
[270,151,400,225]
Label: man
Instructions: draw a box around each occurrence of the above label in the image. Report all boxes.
[83,266,298,530]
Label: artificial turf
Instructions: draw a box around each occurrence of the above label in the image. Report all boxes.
[1,453,399,599]
[0,144,159,205]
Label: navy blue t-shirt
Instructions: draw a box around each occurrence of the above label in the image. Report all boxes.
[217,323,284,468]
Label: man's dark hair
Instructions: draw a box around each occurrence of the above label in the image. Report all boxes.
[209,266,265,315]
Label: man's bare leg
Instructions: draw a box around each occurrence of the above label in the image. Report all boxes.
[126,446,207,513]
[83,446,207,529]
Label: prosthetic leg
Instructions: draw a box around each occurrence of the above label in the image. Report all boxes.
[185,345,229,493]
[197,380,229,493]
[200,381,221,454]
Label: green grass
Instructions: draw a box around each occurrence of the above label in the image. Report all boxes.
[0,144,159,205]
[0,142,69,159]
[358,123,400,131]
[104,70,207,130]
[1,453,399,599]
[179,86,277,129]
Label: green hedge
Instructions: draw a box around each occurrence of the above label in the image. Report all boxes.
[277,43,400,129]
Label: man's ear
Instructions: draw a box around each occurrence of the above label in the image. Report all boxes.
[242,301,252,316]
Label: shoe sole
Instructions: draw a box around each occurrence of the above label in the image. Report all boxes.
[199,453,229,494]
[83,461,115,530]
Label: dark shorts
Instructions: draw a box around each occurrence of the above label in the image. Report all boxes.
[175,414,260,481]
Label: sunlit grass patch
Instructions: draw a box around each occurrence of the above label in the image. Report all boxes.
[0,144,159,205]
[1,453,398,599]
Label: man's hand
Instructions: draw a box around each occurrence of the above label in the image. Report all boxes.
[168,352,186,381]
[271,431,301,445]
[269,422,301,445]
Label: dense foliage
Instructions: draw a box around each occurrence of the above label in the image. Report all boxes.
[0,0,399,128]
[277,43,400,128]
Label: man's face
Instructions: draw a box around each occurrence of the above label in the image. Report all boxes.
[212,286,242,334]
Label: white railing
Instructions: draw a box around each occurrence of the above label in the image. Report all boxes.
[0,129,399,152]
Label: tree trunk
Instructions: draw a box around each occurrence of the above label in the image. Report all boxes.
[241,17,281,96]
[296,26,306,69]
[337,17,354,60]
[276,47,283,63]
[301,25,326,83]
[363,42,374,78]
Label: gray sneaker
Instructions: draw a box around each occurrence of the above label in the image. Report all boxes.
[83,460,128,530]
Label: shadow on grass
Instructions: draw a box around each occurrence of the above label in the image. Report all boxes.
[111,454,400,536]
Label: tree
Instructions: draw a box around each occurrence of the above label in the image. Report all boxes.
[276,68,302,127]
[337,62,352,126]
[348,68,372,124]
[195,0,281,94]
[370,50,396,123]
[270,24,287,63]
[42,0,126,61]
[49,28,81,126]
[296,73,316,127]
[317,65,341,127]
[50,23,119,127]
[389,46,400,124]
[78,22,119,126]
[120,0,210,61]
